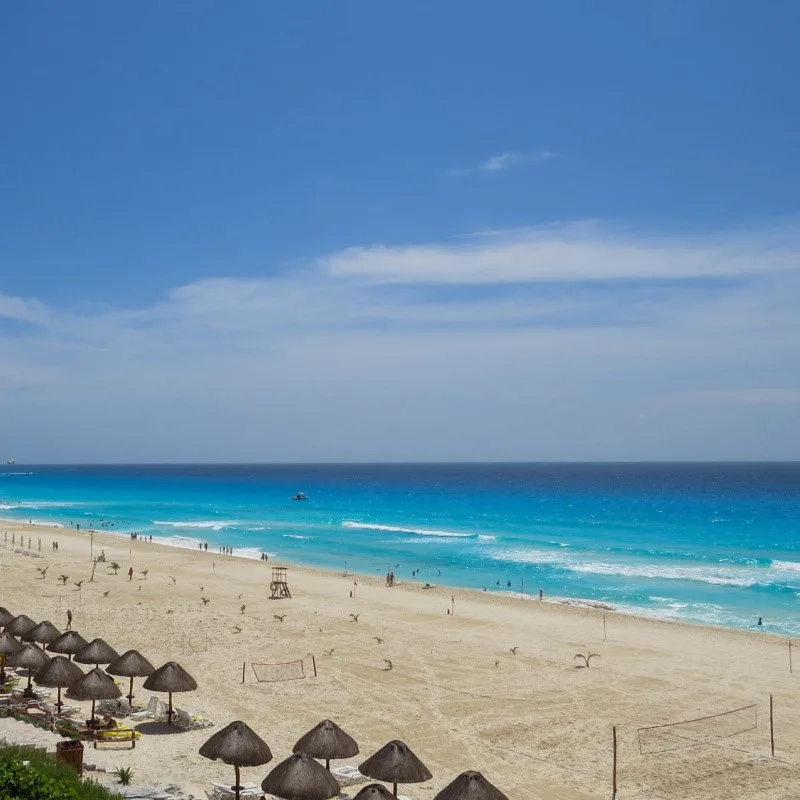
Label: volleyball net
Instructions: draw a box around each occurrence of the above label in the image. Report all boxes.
[637,704,759,755]
[249,659,307,683]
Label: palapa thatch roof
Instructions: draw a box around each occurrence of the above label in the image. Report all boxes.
[200,720,273,767]
[35,655,84,688]
[5,614,37,637]
[74,638,119,666]
[143,661,197,693]
[293,720,359,761]
[22,621,62,646]
[358,741,432,785]
[433,772,509,800]
[0,631,23,656]
[65,667,121,701]
[106,649,155,678]
[353,785,395,800]
[12,643,51,672]
[47,631,88,656]
[261,752,341,800]
[0,608,15,628]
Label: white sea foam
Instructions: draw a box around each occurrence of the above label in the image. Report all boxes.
[284,534,310,540]
[772,560,800,572]
[154,534,274,561]
[342,521,472,538]
[487,547,792,589]
[477,534,496,541]
[0,500,81,509]
[0,515,64,528]
[153,520,241,531]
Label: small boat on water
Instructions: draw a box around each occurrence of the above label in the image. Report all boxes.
[291,492,308,501]
[6,458,14,465]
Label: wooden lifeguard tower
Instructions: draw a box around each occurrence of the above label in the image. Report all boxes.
[270,566,291,599]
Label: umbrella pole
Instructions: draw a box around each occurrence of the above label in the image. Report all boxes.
[91,699,96,723]
[235,764,241,799]
[128,676,134,703]
[326,758,330,770]
[168,692,173,725]
[57,687,63,712]
[394,782,398,799]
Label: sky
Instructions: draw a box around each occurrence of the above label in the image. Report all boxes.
[1,1,799,462]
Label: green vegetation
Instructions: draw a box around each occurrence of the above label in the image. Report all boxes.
[0,742,122,799]
[115,766,133,785]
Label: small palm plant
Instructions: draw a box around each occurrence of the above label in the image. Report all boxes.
[140,569,149,580]
[201,596,210,605]
[36,566,49,579]
[74,580,84,591]
[574,652,601,668]
[58,574,69,586]
[240,604,246,615]
[108,562,120,575]
[116,766,134,785]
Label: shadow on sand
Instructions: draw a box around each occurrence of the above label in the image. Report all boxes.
[134,721,183,736]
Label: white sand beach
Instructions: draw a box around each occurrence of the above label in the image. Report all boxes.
[2,521,800,800]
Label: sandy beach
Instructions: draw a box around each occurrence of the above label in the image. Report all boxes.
[2,520,800,800]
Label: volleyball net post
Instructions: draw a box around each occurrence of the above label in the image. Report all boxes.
[612,725,617,800]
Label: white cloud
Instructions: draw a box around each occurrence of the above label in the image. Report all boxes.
[1,220,799,461]
[480,149,554,171]
[322,222,799,284]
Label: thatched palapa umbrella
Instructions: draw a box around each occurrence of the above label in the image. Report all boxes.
[107,649,155,703]
[358,741,432,799]
[262,752,341,800]
[5,614,37,638]
[12,643,51,695]
[433,772,509,800]
[200,720,273,800]
[0,608,15,628]
[75,638,119,668]
[35,656,84,712]
[23,621,62,650]
[143,661,197,725]
[293,719,359,770]
[66,667,121,723]
[0,630,23,682]
[47,631,88,661]
[353,785,395,800]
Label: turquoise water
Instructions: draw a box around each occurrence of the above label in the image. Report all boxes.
[2,463,799,635]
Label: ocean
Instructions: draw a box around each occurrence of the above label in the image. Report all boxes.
[1,463,799,636]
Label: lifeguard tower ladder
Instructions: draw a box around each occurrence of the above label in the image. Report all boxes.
[270,566,291,599]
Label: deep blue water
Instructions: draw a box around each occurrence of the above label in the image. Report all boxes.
[2,463,799,635]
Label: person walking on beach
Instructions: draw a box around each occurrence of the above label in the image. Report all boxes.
[66,610,72,630]
[128,566,133,581]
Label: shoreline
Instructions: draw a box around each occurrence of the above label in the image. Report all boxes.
[2,517,790,646]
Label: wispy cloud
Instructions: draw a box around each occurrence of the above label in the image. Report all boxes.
[448,149,554,177]
[480,149,554,171]
[1,220,799,461]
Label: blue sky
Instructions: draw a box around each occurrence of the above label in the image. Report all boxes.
[1,1,799,461]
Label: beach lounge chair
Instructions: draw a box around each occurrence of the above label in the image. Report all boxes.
[130,695,162,721]
[93,726,139,749]
[98,697,133,717]
[173,707,213,730]
[210,781,263,798]
[329,765,366,787]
